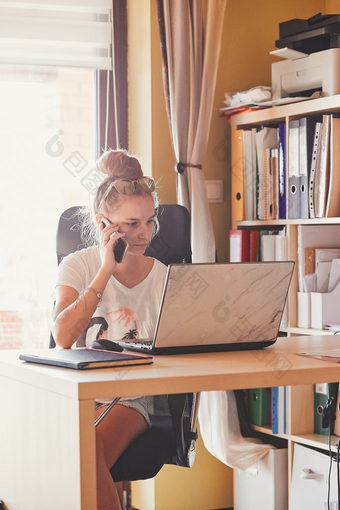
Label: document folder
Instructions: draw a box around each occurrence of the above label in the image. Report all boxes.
[314,382,338,435]
[19,348,153,370]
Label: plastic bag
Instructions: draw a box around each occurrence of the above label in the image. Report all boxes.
[198,390,273,471]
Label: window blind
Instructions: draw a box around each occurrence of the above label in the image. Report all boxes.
[0,0,113,69]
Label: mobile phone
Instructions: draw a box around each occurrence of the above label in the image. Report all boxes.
[101,218,127,263]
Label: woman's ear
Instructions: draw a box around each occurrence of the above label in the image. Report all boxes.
[95,214,105,225]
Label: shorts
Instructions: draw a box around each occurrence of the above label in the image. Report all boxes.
[95,396,151,427]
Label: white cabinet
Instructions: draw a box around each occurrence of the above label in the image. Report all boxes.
[290,443,339,509]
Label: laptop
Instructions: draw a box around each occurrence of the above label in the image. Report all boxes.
[117,261,294,354]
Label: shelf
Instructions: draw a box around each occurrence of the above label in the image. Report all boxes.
[289,433,340,454]
[253,426,340,453]
[230,93,340,129]
[253,424,276,434]
[236,218,340,227]
[253,425,290,440]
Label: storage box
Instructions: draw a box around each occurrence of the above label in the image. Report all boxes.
[234,448,288,510]
[297,291,311,328]
[290,443,339,509]
[310,280,340,329]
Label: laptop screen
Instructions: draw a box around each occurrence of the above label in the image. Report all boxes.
[153,261,294,349]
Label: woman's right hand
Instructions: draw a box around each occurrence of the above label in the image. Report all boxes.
[98,220,126,274]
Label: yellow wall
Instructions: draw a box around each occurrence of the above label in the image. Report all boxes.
[325,0,340,12]
[127,0,152,176]
[127,0,177,204]
[154,426,233,510]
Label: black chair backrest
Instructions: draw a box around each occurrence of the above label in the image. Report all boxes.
[56,203,191,265]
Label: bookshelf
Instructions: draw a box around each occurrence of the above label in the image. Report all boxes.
[230,95,340,502]
[230,94,340,336]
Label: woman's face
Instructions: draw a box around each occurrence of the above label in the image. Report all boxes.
[106,194,156,256]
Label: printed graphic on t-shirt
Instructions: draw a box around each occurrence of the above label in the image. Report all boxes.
[107,307,139,339]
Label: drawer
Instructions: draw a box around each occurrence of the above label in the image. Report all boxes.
[290,443,338,509]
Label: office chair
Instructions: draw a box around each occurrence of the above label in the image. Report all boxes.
[50,204,199,481]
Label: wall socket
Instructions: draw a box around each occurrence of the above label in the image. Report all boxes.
[205,179,224,203]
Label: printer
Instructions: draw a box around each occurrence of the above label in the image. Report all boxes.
[272,13,340,99]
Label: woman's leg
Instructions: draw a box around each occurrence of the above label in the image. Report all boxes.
[95,404,147,510]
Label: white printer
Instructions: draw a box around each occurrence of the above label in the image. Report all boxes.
[272,13,340,99]
[272,48,340,99]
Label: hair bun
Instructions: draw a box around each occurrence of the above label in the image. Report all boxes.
[97,149,143,180]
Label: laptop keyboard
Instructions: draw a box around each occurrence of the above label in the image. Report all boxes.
[120,339,153,350]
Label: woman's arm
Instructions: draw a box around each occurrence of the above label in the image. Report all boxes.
[52,219,125,348]
[52,266,112,348]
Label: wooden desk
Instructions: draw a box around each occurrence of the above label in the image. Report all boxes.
[1,335,340,509]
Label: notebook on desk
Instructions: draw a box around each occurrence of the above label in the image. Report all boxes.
[19,348,153,370]
[117,261,295,355]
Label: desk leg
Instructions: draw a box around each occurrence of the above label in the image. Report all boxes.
[0,375,97,510]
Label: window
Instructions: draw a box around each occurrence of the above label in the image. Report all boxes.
[0,1,128,350]
[0,66,96,349]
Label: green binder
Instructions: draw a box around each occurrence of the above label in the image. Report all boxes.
[246,387,271,426]
[314,382,338,435]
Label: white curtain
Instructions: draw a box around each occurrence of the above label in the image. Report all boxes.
[157,0,226,262]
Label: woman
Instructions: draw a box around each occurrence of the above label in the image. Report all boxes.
[52,150,167,510]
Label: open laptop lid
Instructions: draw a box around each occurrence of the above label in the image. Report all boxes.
[152,261,294,351]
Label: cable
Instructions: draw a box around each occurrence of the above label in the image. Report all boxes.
[337,439,340,510]
[328,432,332,510]
[105,69,110,150]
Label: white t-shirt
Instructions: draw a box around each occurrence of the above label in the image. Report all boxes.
[57,246,168,346]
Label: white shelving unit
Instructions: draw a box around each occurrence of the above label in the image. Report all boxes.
[230,94,340,337]
[230,95,340,503]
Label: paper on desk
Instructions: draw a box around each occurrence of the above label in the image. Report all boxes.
[298,349,340,362]
[325,323,340,332]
